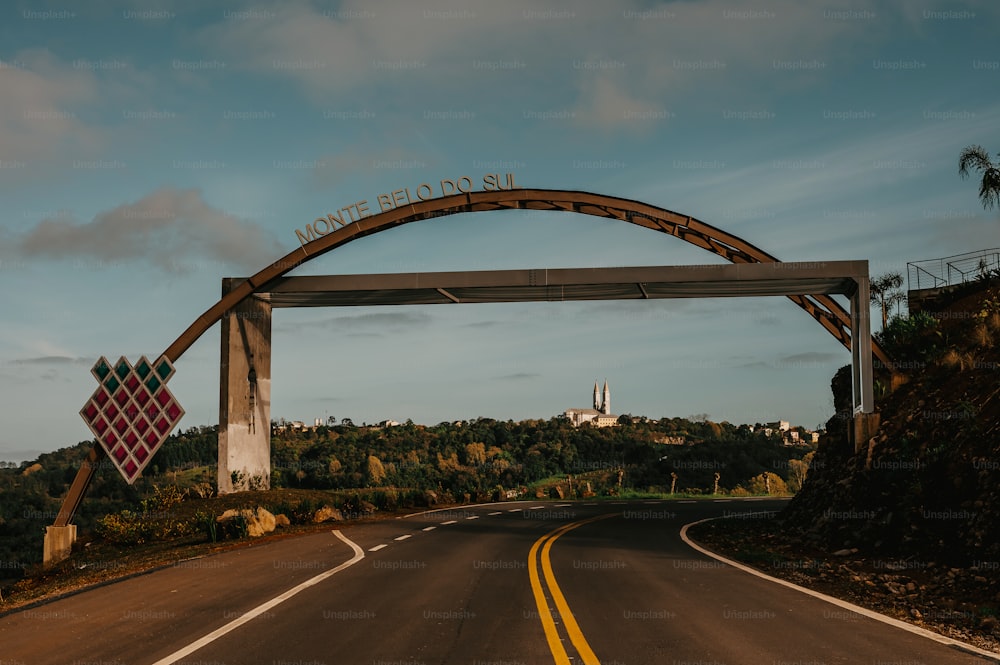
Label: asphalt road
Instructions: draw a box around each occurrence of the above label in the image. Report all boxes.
[1,498,996,665]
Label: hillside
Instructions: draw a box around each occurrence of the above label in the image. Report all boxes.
[783,279,1000,563]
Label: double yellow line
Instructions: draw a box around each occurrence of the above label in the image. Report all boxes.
[528,513,616,665]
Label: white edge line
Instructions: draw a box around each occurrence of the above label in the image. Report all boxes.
[679,518,1000,661]
[151,530,366,665]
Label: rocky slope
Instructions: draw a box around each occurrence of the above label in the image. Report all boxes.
[782,280,1000,565]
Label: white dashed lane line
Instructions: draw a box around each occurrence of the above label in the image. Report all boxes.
[422,526,436,531]
[488,511,503,516]
[441,520,457,525]
[508,508,521,512]
[394,534,412,541]
[369,544,388,552]
[466,516,479,520]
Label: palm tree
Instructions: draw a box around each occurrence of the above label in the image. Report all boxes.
[958,145,1000,210]
[870,271,906,329]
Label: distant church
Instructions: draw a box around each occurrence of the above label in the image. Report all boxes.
[564,380,619,427]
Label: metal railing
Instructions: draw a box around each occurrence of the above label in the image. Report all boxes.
[907,248,1000,291]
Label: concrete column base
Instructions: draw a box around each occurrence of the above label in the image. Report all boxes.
[218,279,272,494]
[851,412,881,454]
[43,525,76,568]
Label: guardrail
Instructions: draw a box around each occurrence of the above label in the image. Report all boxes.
[906,248,1000,291]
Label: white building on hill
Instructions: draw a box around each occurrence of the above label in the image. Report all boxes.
[565,380,619,427]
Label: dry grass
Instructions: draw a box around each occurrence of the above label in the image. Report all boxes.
[941,349,978,371]
[972,324,993,349]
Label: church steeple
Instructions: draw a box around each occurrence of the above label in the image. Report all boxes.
[602,380,611,415]
[593,381,600,410]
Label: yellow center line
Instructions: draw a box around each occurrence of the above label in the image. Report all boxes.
[528,513,618,665]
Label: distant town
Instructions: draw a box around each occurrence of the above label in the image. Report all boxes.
[272,379,821,447]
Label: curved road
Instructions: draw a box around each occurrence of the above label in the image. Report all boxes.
[1,499,995,664]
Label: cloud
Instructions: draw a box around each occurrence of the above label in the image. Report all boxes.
[11,356,89,366]
[738,351,842,368]
[277,311,433,332]
[496,372,541,380]
[0,49,103,163]
[16,187,285,272]
[201,0,882,131]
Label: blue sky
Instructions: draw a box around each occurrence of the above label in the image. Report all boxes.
[1,0,997,463]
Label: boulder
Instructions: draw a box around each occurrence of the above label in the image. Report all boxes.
[313,505,344,523]
[274,514,291,528]
[216,507,276,538]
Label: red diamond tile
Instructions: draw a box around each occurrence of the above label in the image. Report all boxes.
[103,431,117,448]
[155,389,171,407]
[105,403,119,421]
[83,403,99,421]
[114,389,129,407]
[124,404,140,420]
[135,446,148,463]
[125,375,140,391]
[144,430,158,447]
[112,444,128,463]
[95,390,109,406]
[135,389,150,406]
[155,417,170,434]
[124,460,138,478]
[166,403,181,421]
[135,418,150,435]
[124,431,139,450]
[94,418,108,435]
[114,417,128,435]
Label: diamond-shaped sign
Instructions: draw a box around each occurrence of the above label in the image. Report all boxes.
[80,355,184,484]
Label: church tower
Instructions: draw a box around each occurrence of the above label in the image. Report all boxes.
[593,381,601,410]
[602,380,611,415]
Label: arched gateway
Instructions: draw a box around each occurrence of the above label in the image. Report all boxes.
[45,187,888,564]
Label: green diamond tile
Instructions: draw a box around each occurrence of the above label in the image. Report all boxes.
[155,359,173,381]
[115,358,130,380]
[145,375,161,392]
[93,358,111,381]
[104,375,120,392]
[135,358,151,379]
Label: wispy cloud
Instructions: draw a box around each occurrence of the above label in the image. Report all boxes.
[276,311,434,332]
[495,372,541,380]
[202,0,896,131]
[10,355,89,366]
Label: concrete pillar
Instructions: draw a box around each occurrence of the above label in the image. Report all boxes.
[218,279,272,493]
[851,412,881,455]
[850,273,875,414]
[43,525,76,567]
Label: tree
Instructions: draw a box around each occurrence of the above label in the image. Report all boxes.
[959,144,1000,210]
[366,455,386,486]
[870,272,906,330]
